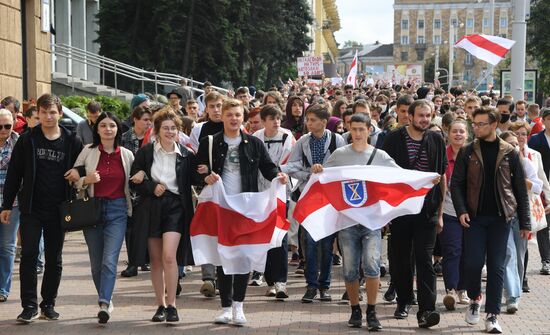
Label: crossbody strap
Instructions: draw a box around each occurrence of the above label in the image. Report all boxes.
[366,148,378,165]
[208,135,213,173]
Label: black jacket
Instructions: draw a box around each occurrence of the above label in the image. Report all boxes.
[2,125,83,214]
[382,126,447,217]
[195,131,278,192]
[130,142,196,266]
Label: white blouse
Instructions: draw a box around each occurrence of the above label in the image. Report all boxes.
[151,142,181,195]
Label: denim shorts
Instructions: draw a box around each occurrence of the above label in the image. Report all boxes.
[338,224,381,282]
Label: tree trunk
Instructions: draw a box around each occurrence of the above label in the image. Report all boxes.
[182,0,196,77]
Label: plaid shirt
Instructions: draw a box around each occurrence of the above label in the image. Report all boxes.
[0,132,19,208]
[309,132,328,165]
[122,128,141,154]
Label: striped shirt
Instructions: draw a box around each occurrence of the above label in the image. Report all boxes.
[405,131,429,172]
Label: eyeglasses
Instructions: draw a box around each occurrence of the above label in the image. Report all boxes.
[514,131,528,137]
[161,126,178,132]
[0,124,12,130]
[346,90,353,94]
[472,122,490,128]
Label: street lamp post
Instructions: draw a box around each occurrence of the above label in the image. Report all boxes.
[449,22,454,88]
[434,45,440,82]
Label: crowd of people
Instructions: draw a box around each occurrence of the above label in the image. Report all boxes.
[0,78,550,333]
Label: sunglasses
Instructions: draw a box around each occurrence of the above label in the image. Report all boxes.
[0,124,12,130]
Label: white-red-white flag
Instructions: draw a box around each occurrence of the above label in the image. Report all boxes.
[346,50,358,88]
[454,34,515,66]
[293,166,438,241]
[190,179,289,274]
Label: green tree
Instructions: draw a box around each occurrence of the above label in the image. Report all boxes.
[527,0,550,95]
[343,40,363,48]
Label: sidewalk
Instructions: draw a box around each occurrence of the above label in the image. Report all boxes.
[0,232,548,334]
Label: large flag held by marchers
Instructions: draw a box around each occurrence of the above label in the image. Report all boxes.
[293,166,438,241]
[190,179,289,274]
[346,50,358,88]
[454,34,515,66]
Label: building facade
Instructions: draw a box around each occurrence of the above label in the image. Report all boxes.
[0,0,51,101]
[394,0,513,88]
[306,0,340,72]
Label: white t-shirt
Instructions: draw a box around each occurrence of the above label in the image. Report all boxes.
[222,135,242,195]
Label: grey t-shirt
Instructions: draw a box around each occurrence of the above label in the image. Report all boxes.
[325,144,399,169]
[223,135,242,195]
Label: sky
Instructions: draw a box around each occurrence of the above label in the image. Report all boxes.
[333,1,394,46]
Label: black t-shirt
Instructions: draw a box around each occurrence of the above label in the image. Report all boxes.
[33,132,68,213]
[478,139,499,216]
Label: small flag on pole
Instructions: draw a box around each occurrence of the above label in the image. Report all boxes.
[454,34,515,66]
[346,50,358,88]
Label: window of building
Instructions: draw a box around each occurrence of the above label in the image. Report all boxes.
[434,19,441,29]
[483,18,489,27]
[465,53,473,65]
[401,51,408,62]
[418,19,424,29]
[401,35,409,45]
[417,35,425,44]
[402,19,409,30]
[416,49,425,61]
[433,35,441,45]
[464,70,472,82]
[500,17,508,28]
[451,18,458,28]
[467,18,474,29]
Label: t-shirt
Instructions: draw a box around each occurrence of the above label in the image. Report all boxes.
[223,135,242,195]
[33,132,68,213]
[404,130,429,172]
[478,139,500,216]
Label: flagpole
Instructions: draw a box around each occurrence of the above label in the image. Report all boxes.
[487,0,495,89]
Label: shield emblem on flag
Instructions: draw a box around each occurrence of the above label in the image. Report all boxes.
[341,180,368,207]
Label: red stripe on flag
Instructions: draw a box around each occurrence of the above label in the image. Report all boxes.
[464,34,510,58]
[294,180,430,223]
[191,199,288,246]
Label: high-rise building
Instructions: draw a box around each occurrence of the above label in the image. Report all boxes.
[394,0,513,88]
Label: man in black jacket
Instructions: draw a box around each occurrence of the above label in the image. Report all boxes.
[382,99,447,329]
[0,94,83,323]
[196,98,287,326]
[452,106,530,334]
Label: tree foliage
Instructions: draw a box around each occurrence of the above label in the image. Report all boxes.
[343,40,363,48]
[96,0,312,91]
[527,0,550,95]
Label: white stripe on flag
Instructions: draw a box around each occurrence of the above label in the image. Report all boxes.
[455,38,503,66]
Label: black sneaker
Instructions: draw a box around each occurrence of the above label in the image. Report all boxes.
[319,288,332,301]
[140,264,151,271]
[341,291,349,301]
[394,304,411,319]
[295,261,305,275]
[301,287,317,303]
[152,305,166,322]
[121,265,138,277]
[434,261,443,276]
[380,265,387,277]
[17,307,39,323]
[176,279,182,296]
[418,310,440,328]
[367,310,383,331]
[522,279,530,293]
[165,305,179,322]
[348,308,362,328]
[249,271,263,286]
[332,254,342,266]
[40,305,60,320]
[383,282,396,303]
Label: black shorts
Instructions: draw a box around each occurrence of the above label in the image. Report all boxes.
[149,191,183,238]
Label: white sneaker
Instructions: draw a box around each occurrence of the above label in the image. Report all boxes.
[443,289,456,311]
[482,265,487,281]
[214,307,232,324]
[232,301,247,326]
[275,282,289,300]
[457,290,470,305]
[485,314,502,334]
[108,301,114,314]
[265,286,276,297]
[465,300,481,325]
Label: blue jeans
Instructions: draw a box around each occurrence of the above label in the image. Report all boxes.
[83,198,127,305]
[440,214,465,291]
[0,207,20,297]
[503,216,527,299]
[463,215,510,315]
[338,225,381,282]
[304,230,335,289]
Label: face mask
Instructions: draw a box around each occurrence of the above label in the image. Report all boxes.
[379,104,387,111]
[500,114,510,123]
[426,94,434,101]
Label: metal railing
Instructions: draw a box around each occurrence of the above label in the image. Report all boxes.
[51,43,229,96]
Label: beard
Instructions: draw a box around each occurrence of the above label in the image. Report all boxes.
[411,121,429,133]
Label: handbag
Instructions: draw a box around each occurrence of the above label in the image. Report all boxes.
[529,192,547,233]
[59,188,103,232]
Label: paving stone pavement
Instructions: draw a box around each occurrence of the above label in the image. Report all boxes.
[0,233,549,334]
